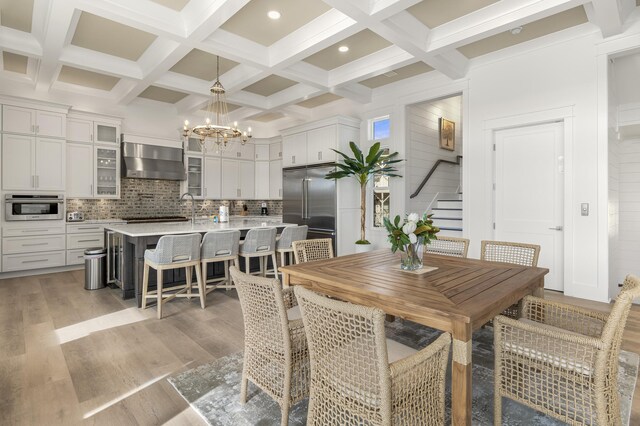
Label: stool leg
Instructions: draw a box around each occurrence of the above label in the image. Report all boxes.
[224,260,230,291]
[271,253,279,281]
[244,256,250,275]
[142,262,150,309]
[280,251,285,268]
[201,261,208,294]
[186,265,192,299]
[231,256,239,288]
[259,256,264,276]
[195,263,205,309]
[157,270,164,319]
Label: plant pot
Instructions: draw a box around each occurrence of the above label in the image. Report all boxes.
[354,243,373,253]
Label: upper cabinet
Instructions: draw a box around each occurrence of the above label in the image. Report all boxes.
[2,135,65,191]
[66,113,121,145]
[255,144,269,161]
[281,116,360,168]
[269,141,282,160]
[221,142,254,160]
[3,105,66,138]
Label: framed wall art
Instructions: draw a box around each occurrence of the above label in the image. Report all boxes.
[439,118,455,151]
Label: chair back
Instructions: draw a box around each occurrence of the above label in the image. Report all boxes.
[276,225,308,250]
[150,233,201,264]
[601,274,640,363]
[294,285,391,424]
[201,230,240,259]
[426,236,470,258]
[292,238,334,264]
[241,227,277,253]
[480,240,540,267]
[229,266,290,355]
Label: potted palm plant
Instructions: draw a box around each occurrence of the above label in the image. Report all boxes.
[325,141,402,251]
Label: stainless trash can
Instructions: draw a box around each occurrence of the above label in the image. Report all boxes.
[84,247,107,290]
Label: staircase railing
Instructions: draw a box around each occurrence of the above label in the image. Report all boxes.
[409,155,462,199]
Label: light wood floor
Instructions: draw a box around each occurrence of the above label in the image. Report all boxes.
[1,270,639,425]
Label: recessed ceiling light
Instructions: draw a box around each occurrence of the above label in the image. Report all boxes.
[268,10,281,20]
[338,45,349,53]
[383,71,398,77]
[510,26,523,35]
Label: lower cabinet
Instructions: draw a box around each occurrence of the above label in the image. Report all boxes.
[66,223,108,266]
[2,223,66,272]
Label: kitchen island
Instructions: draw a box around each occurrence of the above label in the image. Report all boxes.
[105,217,292,306]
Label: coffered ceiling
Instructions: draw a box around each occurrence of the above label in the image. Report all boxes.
[0,0,638,128]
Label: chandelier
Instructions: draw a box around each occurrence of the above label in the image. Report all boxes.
[182,56,251,153]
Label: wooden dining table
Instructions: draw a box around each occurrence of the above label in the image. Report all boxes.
[280,249,549,426]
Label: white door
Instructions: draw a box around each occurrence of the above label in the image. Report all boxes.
[67,119,94,143]
[221,159,239,199]
[494,122,564,291]
[255,161,270,199]
[67,143,94,197]
[35,138,66,190]
[238,160,255,199]
[270,159,282,199]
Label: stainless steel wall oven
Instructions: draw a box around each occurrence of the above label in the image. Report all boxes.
[5,194,64,221]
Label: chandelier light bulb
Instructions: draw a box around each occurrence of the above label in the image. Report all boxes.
[184,120,189,126]
[233,121,238,128]
[248,127,252,133]
[205,117,211,125]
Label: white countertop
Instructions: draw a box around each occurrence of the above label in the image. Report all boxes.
[104,217,293,237]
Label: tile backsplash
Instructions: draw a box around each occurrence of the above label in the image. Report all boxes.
[66,178,282,220]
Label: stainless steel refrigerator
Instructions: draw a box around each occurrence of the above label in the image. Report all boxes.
[283,164,337,251]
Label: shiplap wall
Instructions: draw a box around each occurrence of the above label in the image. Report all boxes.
[406,95,462,214]
[618,138,640,285]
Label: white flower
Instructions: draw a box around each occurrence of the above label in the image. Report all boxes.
[402,221,417,235]
[409,233,417,244]
[407,213,419,223]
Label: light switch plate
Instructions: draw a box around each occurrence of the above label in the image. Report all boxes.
[581,203,589,216]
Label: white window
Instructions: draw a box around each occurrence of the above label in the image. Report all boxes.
[370,116,391,227]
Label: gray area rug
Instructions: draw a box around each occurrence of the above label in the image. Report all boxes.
[169,319,639,425]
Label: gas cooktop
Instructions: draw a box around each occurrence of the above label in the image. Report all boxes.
[121,216,188,224]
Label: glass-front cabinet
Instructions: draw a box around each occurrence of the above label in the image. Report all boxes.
[94,146,120,198]
[185,155,203,198]
[94,122,120,144]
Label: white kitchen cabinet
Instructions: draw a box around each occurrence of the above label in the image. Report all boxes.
[282,133,307,167]
[255,144,269,161]
[94,121,120,145]
[221,159,254,199]
[269,141,282,160]
[184,155,204,198]
[255,161,270,199]
[222,142,254,160]
[204,156,221,199]
[269,160,282,199]
[186,137,204,154]
[94,146,120,198]
[67,143,94,198]
[2,135,65,191]
[67,118,93,143]
[2,222,67,272]
[3,251,66,272]
[307,126,336,164]
[2,105,66,138]
[3,235,66,254]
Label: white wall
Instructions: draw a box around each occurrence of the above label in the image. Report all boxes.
[618,138,640,284]
[609,137,620,296]
[406,96,462,215]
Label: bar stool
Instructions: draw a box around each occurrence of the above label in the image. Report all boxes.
[141,233,204,319]
[238,227,278,280]
[200,230,240,293]
[276,225,308,267]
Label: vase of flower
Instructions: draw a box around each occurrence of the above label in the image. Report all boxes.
[384,212,439,271]
[400,235,425,270]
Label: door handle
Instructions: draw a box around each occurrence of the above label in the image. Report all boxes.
[548,226,563,231]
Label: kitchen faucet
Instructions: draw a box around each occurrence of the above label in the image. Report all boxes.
[180,192,196,225]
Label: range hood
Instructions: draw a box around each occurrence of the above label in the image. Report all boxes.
[121,140,186,181]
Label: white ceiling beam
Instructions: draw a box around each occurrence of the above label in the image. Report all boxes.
[584,0,635,37]
[226,91,270,110]
[174,94,209,115]
[278,62,329,89]
[59,45,143,80]
[328,45,414,87]
[201,30,270,68]
[427,0,584,53]
[221,64,269,93]
[0,27,43,57]
[266,84,324,110]
[33,0,77,91]
[370,0,422,19]
[268,9,360,68]
[279,105,314,122]
[332,83,372,104]
[183,0,251,39]
[323,0,468,79]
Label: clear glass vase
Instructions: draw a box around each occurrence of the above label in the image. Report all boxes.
[400,235,425,271]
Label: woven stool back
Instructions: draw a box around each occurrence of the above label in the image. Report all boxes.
[276,225,308,250]
[241,227,277,253]
[145,233,201,264]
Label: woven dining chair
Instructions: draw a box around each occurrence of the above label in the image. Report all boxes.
[292,238,334,264]
[494,274,640,425]
[229,266,309,426]
[481,240,541,318]
[426,236,470,258]
[294,285,451,425]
